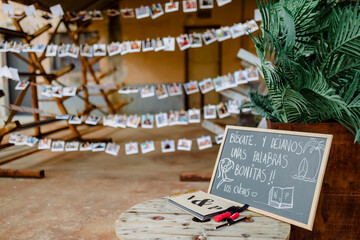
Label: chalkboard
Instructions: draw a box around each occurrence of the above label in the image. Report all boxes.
[208,126,333,230]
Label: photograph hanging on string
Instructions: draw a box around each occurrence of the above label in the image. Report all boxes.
[204,105,217,119]
[190,33,202,48]
[121,8,135,18]
[105,143,120,156]
[45,44,58,57]
[177,139,192,151]
[51,140,65,152]
[183,0,197,12]
[25,137,38,147]
[200,0,214,9]
[230,23,245,38]
[141,85,155,98]
[215,134,223,144]
[80,44,93,57]
[136,6,150,19]
[92,142,106,152]
[155,38,166,52]
[140,140,155,154]
[224,72,237,89]
[156,84,169,99]
[66,44,79,58]
[245,66,259,81]
[106,9,120,17]
[216,102,230,119]
[176,34,191,50]
[68,115,83,125]
[234,69,248,84]
[215,26,231,42]
[80,142,92,151]
[65,142,79,152]
[178,111,189,125]
[55,114,70,120]
[89,10,103,20]
[125,142,139,155]
[202,29,217,45]
[163,37,176,51]
[142,38,155,52]
[107,42,122,56]
[165,1,179,13]
[93,44,107,56]
[142,114,154,128]
[168,110,179,126]
[127,114,141,128]
[150,3,164,19]
[121,41,131,55]
[183,80,199,95]
[188,109,201,123]
[103,115,116,127]
[38,138,52,150]
[85,115,100,125]
[216,0,232,7]
[51,86,63,98]
[15,81,29,90]
[161,140,176,153]
[116,114,127,128]
[130,40,142,53]
[228,99,240,114]
[167,83,183,96]
[14,135,27,146]
[213,76,227,92]
[57,44,67,57]
[197,135,213,150]
[62,86,77,96]
[155,112,168,128]
[198,78,214,94]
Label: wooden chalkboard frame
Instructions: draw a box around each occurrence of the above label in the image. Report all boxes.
[208,126,333,230]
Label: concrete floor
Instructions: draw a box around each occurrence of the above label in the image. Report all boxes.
[0,124,219,240]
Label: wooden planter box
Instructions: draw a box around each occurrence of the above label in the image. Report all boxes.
[267,121,359,240]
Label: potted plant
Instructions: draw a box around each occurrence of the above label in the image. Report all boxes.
[241,0,360,239]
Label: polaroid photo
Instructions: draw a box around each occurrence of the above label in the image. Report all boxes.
[80,44,93,57]
[15,135,27,146]
[177,139,192,151]
[77,11,91,21]
[202,29,217,45]
[178,111,188,125]
[41,86,52,97]
[0,65,11,78]
[223,72,237,89]
[62,86,77,96]
[0,41,9,52]
[156,84,168,99]
[120,41,131,55]
[176,34,191,51]
[197,136,213,150]
[5,41,14,52]
[150,3,164,19]
[125,142,139,155]
[130,40,141,53]
[216,26,231,42]
[155,112,168,128]
[127,114,140,128]
[105,143,120,156]
[215,134,223,144]
[162,37,175,51]
[121,8,135,18]
[45,44,58,57]
[51,140,65,152]
[198,78,214,94]
[167,110,179,126]
[246,66,259,81]
[200,0,214,9]
[129,87,139,93]
[92,142,106,152]
[25,136,39,147]
[230,23,245,38]
[212,76,227,92]
[141,114,154,129]
[58,44,67,57]
[154,38,166,52]
[93,44,107,56]
[15,81,29,90]
[142,38,155,52]
[9,134,21,144]
[183,81,199,95]
[66,44,79,58]
[167,83,183,96]
[165,1,179,13]
[65,141,79,152]
[140,140,155,154]
[228,100,240,114]
[115,114,127,128]
[204,105,217,119]
[10,42,22,53]
[51,86,63,98]
[85,115,100,125]
[106,9,120,17]
[103,115,116,127]
[141,85,155,98]
[136,6,150,19]
[216,0,232,7]
[38,138,52,150]
[183,0,197,12]
[50,4,64,18]
[189,33,202,48]
[55,114,70,120]
[68,115,83,124]
[118,87,130,94]
[3,3,14,15]
[216,102,230,119]
[22,43,34,52]
[188,109,201,123]
[80,141,92,151]
[161,140,175,153]
[244,20,259,34]
[234,70,248,84]
[89,10,103,20]
[107,42,122,56]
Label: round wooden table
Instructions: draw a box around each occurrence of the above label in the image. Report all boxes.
[115,197,290,240]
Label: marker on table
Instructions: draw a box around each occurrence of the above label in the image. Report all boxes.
[214,214,252,229]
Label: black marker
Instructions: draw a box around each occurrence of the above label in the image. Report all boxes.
[214,214,252,229]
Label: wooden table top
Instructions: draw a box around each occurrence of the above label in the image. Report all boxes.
[115,197,291,240]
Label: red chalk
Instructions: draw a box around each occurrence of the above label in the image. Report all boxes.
[214,212,231,222]
[230,212,240,220]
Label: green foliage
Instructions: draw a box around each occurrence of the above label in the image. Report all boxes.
[246,0,360,143]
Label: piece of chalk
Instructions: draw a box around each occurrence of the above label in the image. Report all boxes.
[214,212,231,222]
[230,212,240,220]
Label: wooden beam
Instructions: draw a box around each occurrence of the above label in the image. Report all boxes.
[0,168,44,178]
[179,172,212,182]
[29,24,52,41]
[0,27,27,38]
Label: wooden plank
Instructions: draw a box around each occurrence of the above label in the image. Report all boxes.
[201,120,225,135]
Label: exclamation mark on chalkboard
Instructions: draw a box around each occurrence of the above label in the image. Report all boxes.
[268,170,276,185]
